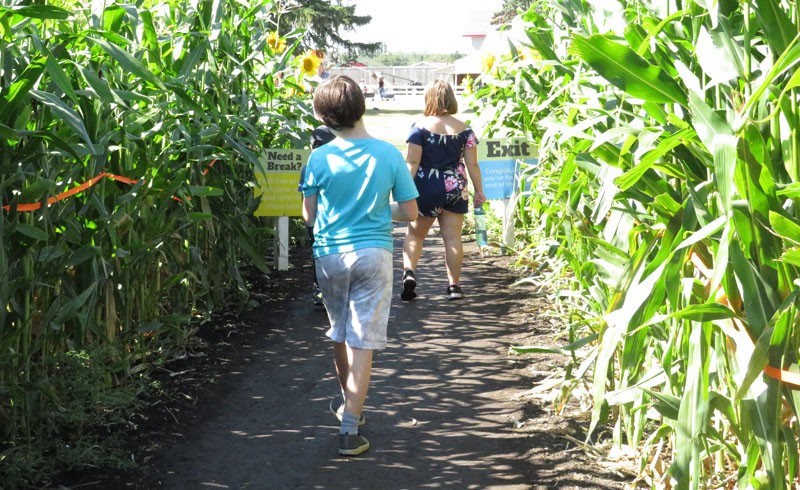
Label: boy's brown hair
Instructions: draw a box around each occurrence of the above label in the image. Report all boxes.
[423,79,458,116]
[313,76,365,130]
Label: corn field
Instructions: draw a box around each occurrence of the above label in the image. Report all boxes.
[0,0,316,485]
[479,0,800,488]
[7,0,800,488]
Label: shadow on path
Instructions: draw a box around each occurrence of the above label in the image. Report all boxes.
[148,226,629,490]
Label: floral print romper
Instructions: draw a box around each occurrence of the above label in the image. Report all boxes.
[405,123,478,217]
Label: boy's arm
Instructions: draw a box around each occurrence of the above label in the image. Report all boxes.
[303,195,318,226]
[391,199,418,222]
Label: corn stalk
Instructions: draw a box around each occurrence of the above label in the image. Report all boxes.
[478,0,800,487]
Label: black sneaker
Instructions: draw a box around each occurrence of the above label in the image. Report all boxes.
[338,433,370,456]
[401,270,417,301]
[447,284,464,300]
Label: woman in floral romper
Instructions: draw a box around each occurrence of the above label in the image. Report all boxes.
[401,79,486,300]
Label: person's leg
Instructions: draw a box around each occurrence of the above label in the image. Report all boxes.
[402,216,436,271]
[338,349,371,455]
[402,216,435,300]
[333,342,348,398]
[437,210,465,286]
[342,345,373,419]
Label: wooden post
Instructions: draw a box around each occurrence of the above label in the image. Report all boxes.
[277,216,289,271]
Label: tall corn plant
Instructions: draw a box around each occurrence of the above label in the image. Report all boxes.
[0,0,316,484]
[477,0,800,487]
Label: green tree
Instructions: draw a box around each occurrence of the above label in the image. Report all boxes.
[491,0,534,24]
[278,0,382,60]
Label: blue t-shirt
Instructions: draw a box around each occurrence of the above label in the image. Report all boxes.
[406,123,478,170]
[301,137,418,258]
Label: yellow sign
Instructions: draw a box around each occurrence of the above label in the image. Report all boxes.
[254,149,310,217]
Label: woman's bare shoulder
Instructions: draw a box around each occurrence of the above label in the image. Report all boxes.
[420,115,466,135]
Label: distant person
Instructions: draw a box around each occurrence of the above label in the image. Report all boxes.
[378,76,385,100]
[301,75,419,456]
[360,79,368,95]
[401,79,486,301]
[299,125,336,308]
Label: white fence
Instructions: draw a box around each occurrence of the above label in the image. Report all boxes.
[327,66,468,97]
[327,66,458,89]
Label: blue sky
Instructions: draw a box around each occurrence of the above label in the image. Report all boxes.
[343,0,504,54]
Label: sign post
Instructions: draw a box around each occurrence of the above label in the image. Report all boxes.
[254,149,309,270]
[477,138,538,251]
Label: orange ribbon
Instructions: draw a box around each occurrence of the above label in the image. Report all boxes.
[2,172,140,212]
[3,160,219,212]
[764,366,800,389]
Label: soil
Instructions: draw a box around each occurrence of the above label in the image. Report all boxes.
[51,226,633,490]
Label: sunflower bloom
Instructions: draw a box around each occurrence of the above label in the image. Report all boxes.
[300,50,322,77]
[267,31,286,54]
[481,53,496,74]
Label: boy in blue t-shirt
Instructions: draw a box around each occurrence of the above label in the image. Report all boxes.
[301,75,418,456]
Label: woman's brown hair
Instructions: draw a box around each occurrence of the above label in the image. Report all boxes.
[313,75,366,130]
[423,79,458,116]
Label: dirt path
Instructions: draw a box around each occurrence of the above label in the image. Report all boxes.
[108,226,629,490]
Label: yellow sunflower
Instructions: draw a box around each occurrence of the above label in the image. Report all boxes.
[481,53,496,74]
[300,50,322,77]
[267,31,286,54]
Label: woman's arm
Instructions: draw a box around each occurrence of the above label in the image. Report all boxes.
[463,146,486,207]
[405,143,422,176]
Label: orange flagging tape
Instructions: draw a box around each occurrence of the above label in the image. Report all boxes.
[2,172,140,212]
[764,366,800,389]
[3,161,219,212]
[202,159,218,176]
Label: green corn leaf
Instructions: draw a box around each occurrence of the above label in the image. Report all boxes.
[44,52,77,102]
[769,211,800,245]
[675,215,726,251]
[615,128,691,191]
[65,245,100,267]
[4,5,70,20]
[779,248,800,267]
[90,36,165,90]
[673,322,711,488]
[54,284,97,324]
[140,10,163,71]
[688,91,733,155]
[29,90,96,151]
[102,4,126,33]
[670,303,736,322]
[741,39,800,120]
[642,388,680,421]
[15,224,48,241]
[730,241,770,337]
[510,333,598,356]
[713,134,738,214]
[0,56,46,124]
[187,212,214,221]
[695,26,742,85]
[77,64,127,107]
[188,186,223,197]
[569,34,687,106]
[754,0,797,55]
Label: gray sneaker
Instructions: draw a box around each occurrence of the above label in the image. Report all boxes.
[329,398,366,426]
[339,433,370,456]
